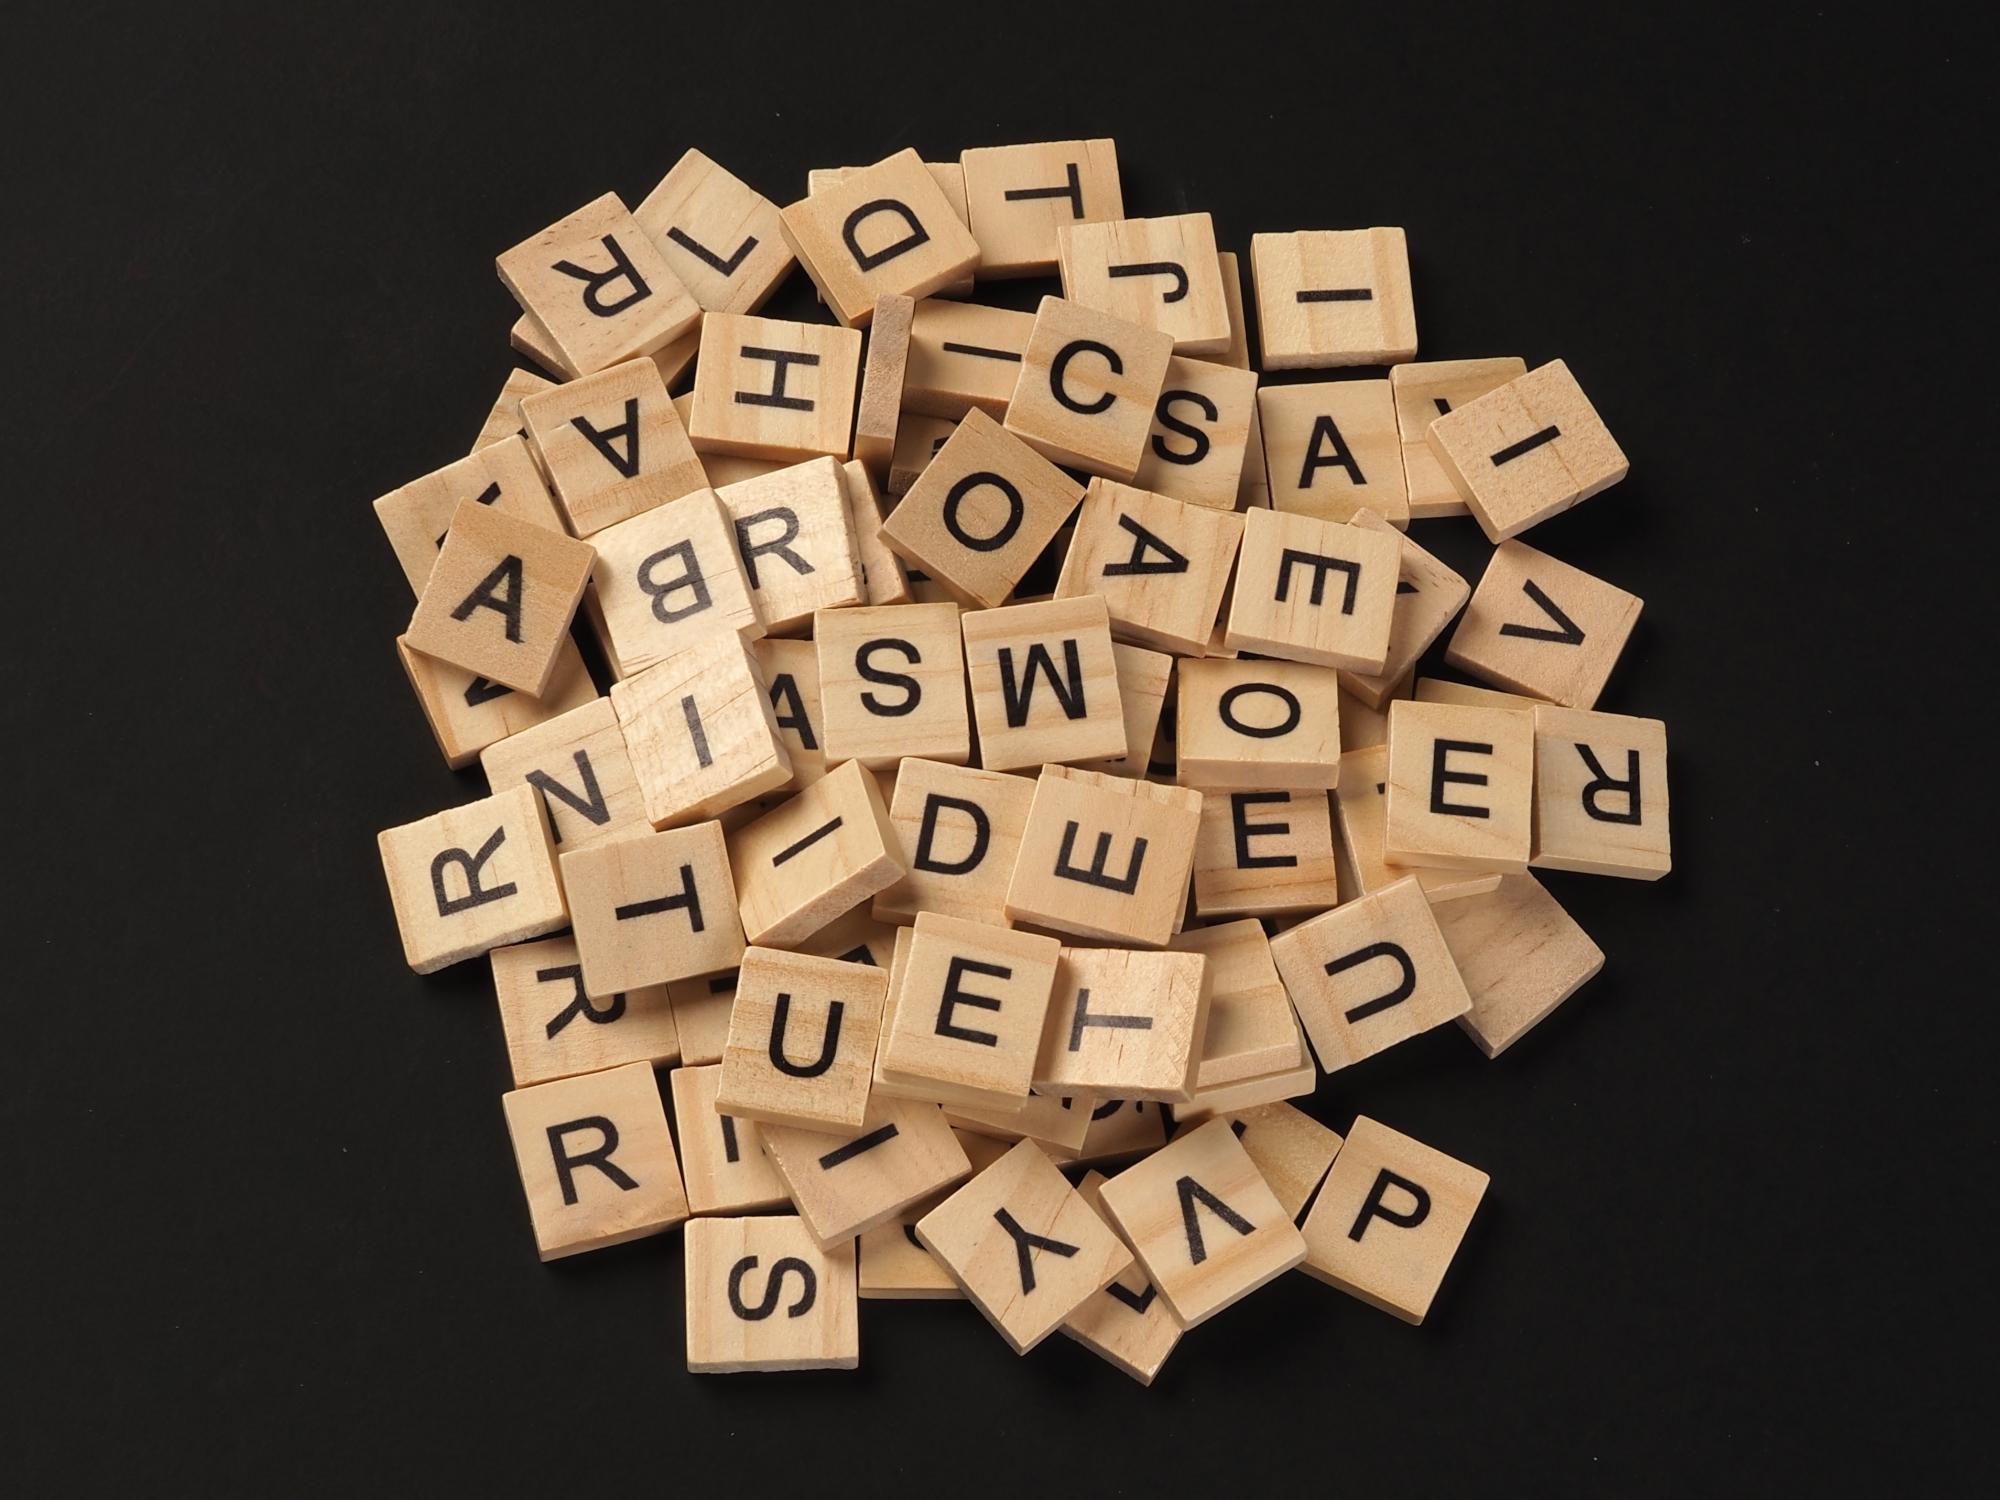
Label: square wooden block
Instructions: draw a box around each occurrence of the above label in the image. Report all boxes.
[1169,920,1309,1090]
[945,1093,1092,1154]
[1084,642,1175,776]
[472,368,557,452]
[1179,1101,1343,1222]
[1215,251,1253,369]
[669,971,738,1066]
[1415,677,1543,710]
[1260,379,1406,525]
[813,602,970,768]
[1004,296,1174,481]
[960,139,1123,277]
[610,632,792,828]
[669,1063,791,1215]
[807,159,975,299]
[1437,874,1605,1058]
[1060,1169,1185,1386]
[962,596,1126,770]
[859,1196,962,1300]
[520,357,707,537]
[1300,1116,1487,1323]
[853,293,914,480]
[1338,507,1469,709]
[1176,1053,1317,1123]
[684,1216,858,1371]
[916,1139,1133,1353]
[753,638,829,789]
[1192,788,1342,918]
[1249,228,1417,369]
[1034,947,1208,1102]
[396,633,594,770]
[492,934,679,1088]
[480,698,648,860]
[877,914,1061,1112]
[405,498,595,696]
[1385,699,1535,871]
[1269,875,1472,1072]
[903,300,1036,419]
[715,945,886,1131]
[840,459,911,606]
[1005,766,1202,947]
[497,192,699,377]
[1224,507,1400,673]
[1446,540,1643,710]
[634,148,795,316]
[781,149,983,327]
[501,1061,688,1261]
[1332,744,1506,905]
[1532,705,1670,878]
[1058,212,1231,355]
[872,759,1037,925]
[1339,682,1399,752]
[878,408,1084,609]
[1132,355,1260,510]
[729,760,903,946]
[1390,357,1527,519]
[1063,1098,1169,1168]
[1177,658,1343,790]
[688,312,862,462]
[373,435,565,596]
[379,785,566,973]
[761,1097,971,1249]
[717,458,866,632]
[1425,359,1629,540]
[1054,479,1242,655]
[562,821,743,996]
[888,412,958,496]
[1098,1117,1306,1327]
[588,487,764,680]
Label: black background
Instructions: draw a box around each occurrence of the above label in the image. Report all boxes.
[6,5,1989,1492]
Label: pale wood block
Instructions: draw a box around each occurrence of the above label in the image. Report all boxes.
[1177,658,1343,790]
[669,1062,791,1215]
[492,934,680,1087]
[1058,212,1231,355]
[1131,355,1260,511]
[1054,479,1242,654]
[1005,765,1203,947]
[698,448,791,488]
[588,486,763,678]
[1338,682,1400,752]
[754,637,829,789]
[1425,359,1628,540]
[1223,507,1399,673]
[648,326,702,392]
[1178,1102,1343,1221]
[1390,357,1527,519]
[790,904,899,969]
[1385,699,1535,871]
[961,596,1126,770]
[903,300,1036,419]
[762,1096,970,1249]
[1299,1115,1487,1323]
[1339,507,1470,709]
[1415,676,1542,710]
[1238,397,1269,506]
[852,296,914,488]
[1004,296,1175,481]
[781,149,982,327]
[806,158,976,299]
[480,696,650,856]
[1270,875,1472,1072]
[1437,874,1604,1057]
[683,1216,857,1371]
[472,368,559,453]
[872,759,1037,925]
[687,312,862,463]
[814,602,971,768]
[1173,1052,1317,1122]
[838,460,911,606]
[1034,947,1208,1102]
[716,945,885,1131]
[496,193,699,377]
[520,358,706,538]
[501,1061,688,1260]
[406,498,595,696]
[1332,744,1507,904]
[877,913,1061,1112]
[374,435,567,597]
[717,458,866,632]
[395,633,594,770]
[888,412,958,496]
[943,1093,1092,1153]
[379,785,565,974]
[859,1193,964,1299]
[1061,1169,1185,1385]
[633,148,794,316]
[959,139,1123,277]
[1168,919,1308,1088]
[1260,379,1406,525]
[611,632,792,828]
[1446,540,1643,710]
[1531,705,1670,878]
[1215,250,1252,370]
[563,820,744,995]
[1249,228,1417,369]
[509,306,573,379]
[916,1139,1133,1353]
[1079,642,1174,776]
[1062,1098,1169,1167]
[1098,1116,1306,1326]
[878,408,1084,609]
[668,970,738,1065]
[729,759,903,947]
[1192,787,1342,918]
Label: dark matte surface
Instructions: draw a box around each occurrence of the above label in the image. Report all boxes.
[4,7,1986,1492]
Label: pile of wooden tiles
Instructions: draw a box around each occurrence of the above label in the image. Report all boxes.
[374,141,1669,1381]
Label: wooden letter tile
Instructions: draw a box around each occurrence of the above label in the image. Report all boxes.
[373,435,565,596]
[1385,699,1535,871]
[761,1097,971,1248]
[962,596,1126,770]
[1058,212,1231,355]
[716,459,866,632]
[781,149,983,327]
[959,139,1123,278]
[1082,642,1175,776]
[872,759,1037,925]
[1169,920,1312,1091]
[633,148,795,317]
[839,459,911,606]
[480,696,650,857]
[520,357,707,536]
[1259,379,1407,525]
[1192,787,1342,917]
[1332,744,1505,904]
[903,300,1036,419]
[669,1062,792,1215]
[492,933,680,1087]
[588,487,763,679]
[471,368,557,453]
[1005,766,1203,948]
[1177,1101,1344,1222]
[876,913,1061,1112]
[888,412,959,497]
[1060,1169,1185,1385]
[1223,507,1399,673]
[1338,507,1470,709]
[853,293,914,481]
[563,820,744,995]
[754,637,829,789]
[1531,705,1670,878]
[1003,296,1174,481]
[715,945,885,1131]
[684,1216,858,1371]
[1065,1097,1170,1168]
[395,633,595,770]
[668,971,738,1066]
[1249,228,1417,369]
[1132,356,1260,511]
[688,313,862,464]
[1177,658,1343,790]
[1390,357,1527,519]
[815,602,971,768]
[611,632,792,827]
[379,785,566,973]
[1034,946,1208,1103]
[1445,540,1643,710]
[1414,676,1543,710]
[807,160,974,299]
[729,759,903,946]
[1436,873,1605,1057]
[1054,478,1242,655]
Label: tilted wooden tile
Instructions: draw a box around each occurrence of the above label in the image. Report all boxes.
[903,300,1036,419]
[1060,1169,1185,1385]
[1532,705,1670,878]
[962,596,1126,770]
[520,357,707,537]
[688,313,862,463]
[859,1196,963,1300]
[480,696,650,857]
[959,139,1123,277]
[1054,479,1242,655]
[508,307,571,379]
[492,934,680,1088]
[668,970,738,1065]
[633,148,794,317]
[405,498,595,695]
[761,1096,970,1249]
[1174,1050,1317,1122]
[781,149,982,327]
[1061,1098,1170,1168]
[716,458,866,633]
[1224,506,1399,673]
[1215,250,1253,370]
[1384,699,1535,872]
[1414,676,1544,710]
[944,1092,1092,1153]
[1249,228,1417,369]
[472,368,558,454]
[1338,507,1470,709]
[839,460,911,606]
[1005,765,1203,948]
[684,1216,858,1372]
[853,293,914,482]
[395,633,595,770]
[587,486,763,678]
[1192,787,1342,918]
[1004,296,1174,481]
[753,637,829,790]
[1177,1102,1343,1222]
[379,785,566,974]
[1058,212,1231,356]
[730,759,903,947]
[670,1062,791,1215]
[1446,540,1643,710]
[1080,642,1174,776]
[877,913,1061,1112]
[1338,681,1402,752]
[563,820,744,996]
[715,945,886,1131]
[501,1061,688,1261]
[790,903,899,970]
[888,412,959,497]
[1437,873,1604,1058]
[1390,357,1526,519]
[808,159,975,298]
[1424,359,1628,541]
[815,602,971,769]
[1299,1115,1488,1324]
[1168,919,1309,1089]
[611,632,792,828]
[496,193,699,377]
[1034,946,1208,1102]
[1238,398,1270,509]
[1269,875,1472,1072]
[916,1139,1133,1353]
[1177,658,1342,790]
[374,435,566,596]
[1131,355,1260,511]
[1332,745,1505,904]
[872,759,1037,925]
[1260,379,1407,525]
[1098,1117,1306,1327]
